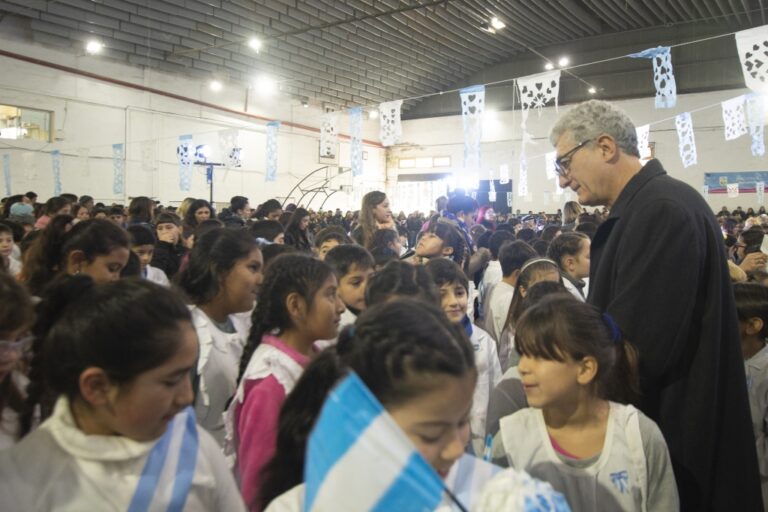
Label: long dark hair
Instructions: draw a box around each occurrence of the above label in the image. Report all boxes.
[359,191,387,248]
[505,257,560,332]
[258,299,475,510]
[127,196,154,225]
[184,199,213,228]
[284,208,310,250]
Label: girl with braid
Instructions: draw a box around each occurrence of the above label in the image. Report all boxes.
[224,254,345,511]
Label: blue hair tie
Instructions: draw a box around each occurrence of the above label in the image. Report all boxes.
[602,313,622,344]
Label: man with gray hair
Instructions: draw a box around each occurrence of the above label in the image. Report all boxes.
[550,100,761,510]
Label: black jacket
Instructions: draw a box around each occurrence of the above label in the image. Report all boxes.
[588,159,762,511]
[151,240,188,279]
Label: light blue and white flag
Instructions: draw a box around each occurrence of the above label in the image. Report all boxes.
[350,107,363,177]
[177,135,193,192]
[112,144,124,195]
[304,373,444,511]
[51,150,62,196]
[2,154,10,196]
[265,121,280,182]
[628,46,677,109]
[460,85,485,174]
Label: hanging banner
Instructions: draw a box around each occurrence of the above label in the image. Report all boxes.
[757,181,765,205]
[517,70,561,113]
[488,179,496,202]
[746,93,766,157]
[628,46,677,109]
[704,171,768,193]
[111,144,124,196]
[320,113,338,158]
[378,100,402,147]
[735,25,768,93]
[721,95,748,141]
[265,121,279,182]
[506,191,513,207]
[675,112,697,168]
[177,134,193,192]
[545,151,557,180]
[350,107,363,177]
[460,84,485,172]
[727,183,740,198]
[635,124,652,159]
[517,154,529,197]
[218,129,241,169]
[51,149,62,196]
[2,154,10,196]
[499,163,510,185]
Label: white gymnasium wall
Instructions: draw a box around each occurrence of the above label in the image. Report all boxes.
[0,36,386,211]
[391,89,768,214]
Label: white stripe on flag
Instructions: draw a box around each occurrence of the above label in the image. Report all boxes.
[147,412,186,512]
[310,413,414,510]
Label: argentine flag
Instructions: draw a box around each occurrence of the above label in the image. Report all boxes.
[304,373,445,511]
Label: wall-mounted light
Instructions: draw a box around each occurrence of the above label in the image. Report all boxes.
[544,62,555,71]
[85,40,103,55]
[558,57,570,67]
[490,17,506,31]
[209,80,223,92]
[248,37,262,52]
[588,87,597,95]
[368,109,379,120]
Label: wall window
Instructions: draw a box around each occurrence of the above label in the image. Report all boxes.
[0,105,52,141]
[398,156,451,169]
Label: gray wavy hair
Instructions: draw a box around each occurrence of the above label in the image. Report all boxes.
[550,100,640,158]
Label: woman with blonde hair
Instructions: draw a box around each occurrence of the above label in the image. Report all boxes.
[562,201,583,232]
[350,191,392,248]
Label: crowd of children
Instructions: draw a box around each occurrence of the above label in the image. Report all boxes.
[0,187,765,511]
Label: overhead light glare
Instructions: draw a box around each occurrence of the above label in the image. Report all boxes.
[544,62,555,70]
[209,80,223,92]
[85,40,103,55]
[490,17,506,30]
[248,37,262,52]
[480,23,496,34]
[588,87,597,94]
[369,109,379,120]
[254,75,277,96]
[558,56,570,67]
[301,100,309,108]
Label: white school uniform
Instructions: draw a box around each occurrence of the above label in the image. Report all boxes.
[468,324,503,455]
[0,396,246,512]
[0,371,27,450]
[145,265,170,286]
[478,260,503,319]
[745,344,768,506]
[482,281,515,343]
[500,401,678,512]
[189,306,250,446]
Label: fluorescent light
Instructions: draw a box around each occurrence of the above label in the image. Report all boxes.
[588,87,597,94]
[558,56,570,67]
[248,37,262,52]
[254,75,277,96]
[490,17,506,30]
[368,109,379,120]
[544,62,555,70]
[85,40,103,55]
[209,80,223,92]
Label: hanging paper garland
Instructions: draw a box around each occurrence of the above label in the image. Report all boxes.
[675,112,697,168]
[721,96,748,141]
[2,154,10,196]
[757,181,765,206]
[218,129,241,168]
[628,46,677,109]
[320,112,338,157]
[727,183,739,198]
[378,100,403,147]
[735,25,768,93]
[111,144,124,196]
[499,164,510,185]
[517,70,561,113]
[265,121,280,182]
[746,94,766,156]
[177,134,193,192]
[635,124,652,159]
[460,85,485,173]
[349,107,363,177]
[517,154,529,197]
[51,149,62,196]
[544,151,557,180]
[489,179,496,202]
[506,191,513,207]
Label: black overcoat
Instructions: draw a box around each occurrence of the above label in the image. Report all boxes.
[588,159,763,511]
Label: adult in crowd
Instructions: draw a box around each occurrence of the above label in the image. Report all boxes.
[283,208,312,252]
[350,191,393,248]
[550,99,761,510]
[127,196,154,226]
[219,196,251,228]
[183,199,214,239]
[254,199,283,221]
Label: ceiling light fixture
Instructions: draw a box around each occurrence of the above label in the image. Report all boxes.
[544,62,555,71]
[588,87,597,94]
[368,109,379,120]
[490,17,506,30]
[558,56,570,67]
[480,23,496,34]
[209,80,223,92]
[85,40,103,55]
[248,37,262,52]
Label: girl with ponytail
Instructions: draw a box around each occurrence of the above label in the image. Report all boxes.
[499,295,679,511]
[226,253,345,511]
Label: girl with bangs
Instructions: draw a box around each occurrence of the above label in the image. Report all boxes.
[498,295,679,511]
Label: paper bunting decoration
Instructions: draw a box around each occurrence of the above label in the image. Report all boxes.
[721,96,748,141]
[727,183,739,198]
[545,151,557,180]
[265,121,279,182]
[517,154,529,197]
[675,112,697,168]
[111,144,124,195]
[735,25,768,93]
[460,85,485,172]
[2,154,10,196]
[517,70,561,112]
[506,192,513,207]
[746,93,766,156]
[628,46,677,108]
[51,150,62,196]
[379,100,403,147]
[489,180,496,202]
[499,164,510,185]
[320,112,338,158]
[757,181,765,205]
[350,107,363,177]
[177,134,193,192]
[635,124,652,159]
[218,129,241,168]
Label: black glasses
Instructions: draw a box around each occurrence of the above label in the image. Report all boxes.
[554,140,590,178]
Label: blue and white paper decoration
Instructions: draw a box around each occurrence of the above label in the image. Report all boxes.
[727,183,739,198]
[506,191,513,207]
[545,151,557,180]
[721,96,748,141]
[320,112,338,158]
[177,134,193,192]
[675,112,697,168]
[517,154,529,197]
[735,25,768,93]
[2,154,10,196]
[111,144,124,195]
[378,100,402,147]
[51,149,62,196]
[219,129,241,169]
[499,164,510,185]
[746,93,766,156]
[629,46,677,109]
[635,124,651,159]
[350,107,363,177]
[757,181,765,205]
[265,121,279,182]
[460,85,485,172]
[517,70,561,112]
[489,179,496,202]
